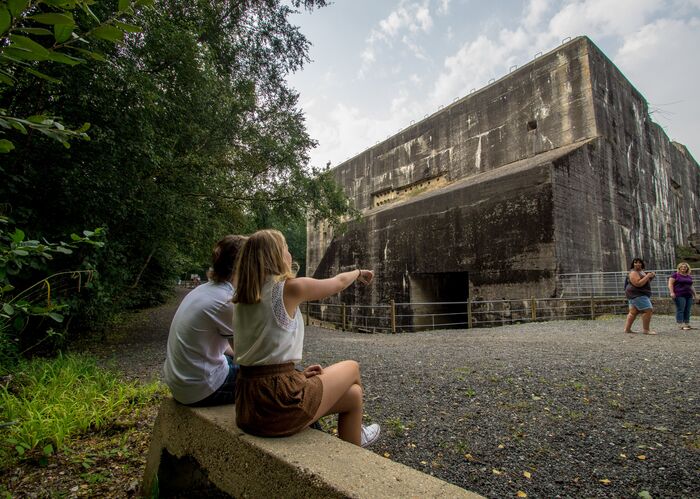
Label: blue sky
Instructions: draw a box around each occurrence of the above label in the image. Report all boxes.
[289,0,700,168]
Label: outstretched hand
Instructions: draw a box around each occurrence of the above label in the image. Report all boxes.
[357,269,374,286]
[303,364,323,378]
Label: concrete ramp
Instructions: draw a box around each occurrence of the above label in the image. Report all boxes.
[142,397,482,498]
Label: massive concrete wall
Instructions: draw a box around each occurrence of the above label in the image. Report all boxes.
[551,39,700,273]
[307,36,700,308]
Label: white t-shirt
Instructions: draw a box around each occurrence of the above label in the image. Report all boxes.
[233,278,304,366]
[163,281,234,404]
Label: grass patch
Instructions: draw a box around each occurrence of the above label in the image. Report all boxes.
[0,353,164,464]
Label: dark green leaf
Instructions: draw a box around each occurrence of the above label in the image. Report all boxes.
[15,28,53,36]
[0,7,11,35]
[0,139,14,153]
[10,120,27,134]
[3,47,47,62]
[23,66,61,83]
[11,249,29,256]
[48,51,84,66]
[27,115,50,125]
[114,21,141,33]
[80,3,100,23]
[2,303,13,315]
[91,25,124,42]
[53,23,74,43]
[12,316,24,331]
[8,35,50,59]
[118,0,131,12]
[48,312,64,323]
[28,13,74,26]
[7,0,28,18]
[0,71,15,86]
[10,228,24,242]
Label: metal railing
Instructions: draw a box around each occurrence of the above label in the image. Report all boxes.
[305,269,684,333]
[557,269,676,297]
[305,295,635,334]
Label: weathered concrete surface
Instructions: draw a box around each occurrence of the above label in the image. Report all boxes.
[307,36,700,307]
[141,398,482,498]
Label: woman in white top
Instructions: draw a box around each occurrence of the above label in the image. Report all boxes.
[233,229,379,447]
[163,235,247,406]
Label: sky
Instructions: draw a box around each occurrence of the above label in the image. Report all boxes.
[288,0,700,170]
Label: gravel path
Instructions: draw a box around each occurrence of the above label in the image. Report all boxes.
[99,289,699,498]
[304,317,699,499]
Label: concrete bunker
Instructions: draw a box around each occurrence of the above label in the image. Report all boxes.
[306,36,700,316]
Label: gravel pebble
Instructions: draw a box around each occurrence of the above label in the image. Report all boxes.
[304,317,700,498]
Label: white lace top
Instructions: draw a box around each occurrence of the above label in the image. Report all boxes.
[233,278,304,366]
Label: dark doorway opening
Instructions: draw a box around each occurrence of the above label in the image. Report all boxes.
[407,272,469,330]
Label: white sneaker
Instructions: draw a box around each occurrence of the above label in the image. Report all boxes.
[360,423,381,447]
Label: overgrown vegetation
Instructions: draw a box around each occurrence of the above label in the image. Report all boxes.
[0,353,164,466]
[1,0,350,364]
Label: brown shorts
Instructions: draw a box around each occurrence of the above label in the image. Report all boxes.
[235,362,323,437]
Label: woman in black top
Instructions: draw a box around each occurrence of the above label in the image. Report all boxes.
[623,258,656,335]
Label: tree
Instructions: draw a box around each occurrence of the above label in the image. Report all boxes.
[1,0,350,332]
[0,0,151,152]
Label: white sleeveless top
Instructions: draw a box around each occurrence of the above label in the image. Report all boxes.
[233,278,304,366]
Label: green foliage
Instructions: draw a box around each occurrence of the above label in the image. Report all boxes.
[0,353,164,463]
[0,218,105,371]
[1,0,352,343]
[0,0,150,150]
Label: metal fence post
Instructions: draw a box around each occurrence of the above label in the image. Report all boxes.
[390,299,396,333]
[304,302,309,326]
[531,297,536,321]
[590,295,594,319]
[342,304,347,330]
[467,298,472,329]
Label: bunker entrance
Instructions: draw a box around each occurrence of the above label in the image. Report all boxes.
[407,272,469,330]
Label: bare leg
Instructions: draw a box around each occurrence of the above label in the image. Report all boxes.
[313,360,363,446]
[624,308,638,333]
[642,309,654,333]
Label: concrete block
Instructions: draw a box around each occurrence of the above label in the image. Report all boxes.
[142,398,482,498]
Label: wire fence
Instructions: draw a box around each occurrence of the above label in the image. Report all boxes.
[558,269,676,297]
[306,269,683,333]
[304,296,638,334]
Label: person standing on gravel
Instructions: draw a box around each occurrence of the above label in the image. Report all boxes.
[163,235,247,406]
[668,261,696,330]
[232,229,380,447]
[623,258,657,335]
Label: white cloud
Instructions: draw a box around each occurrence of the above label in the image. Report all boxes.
[305,103,405,168]
[436,0,451,15]
[545,0,663,40]
[523,0,551,30]
[615,17,700,153]
[359,1,434,76]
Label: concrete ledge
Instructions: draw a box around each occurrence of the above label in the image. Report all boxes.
[142,398,482,498]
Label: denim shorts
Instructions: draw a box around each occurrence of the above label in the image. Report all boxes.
[628,295,653,311]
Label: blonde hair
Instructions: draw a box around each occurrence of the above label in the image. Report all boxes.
[233,229,295,304]
[677,261,692,274]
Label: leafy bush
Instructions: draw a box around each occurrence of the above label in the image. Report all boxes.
[0,353,164,464]
[0,219,105,372]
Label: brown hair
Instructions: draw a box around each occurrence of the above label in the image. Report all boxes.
[211,235,248,283]
[233,229,295,304]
